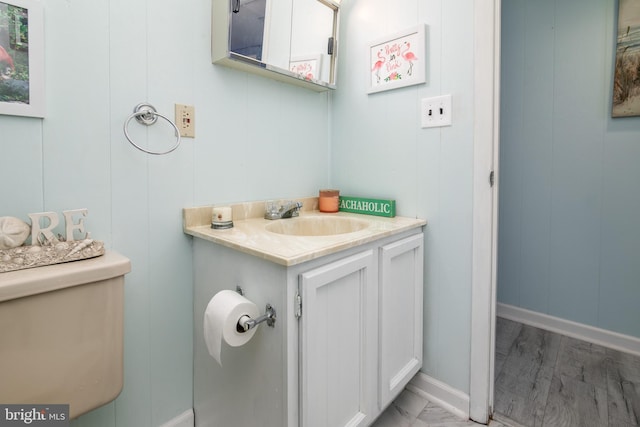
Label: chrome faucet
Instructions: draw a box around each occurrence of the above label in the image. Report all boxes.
[264,201,303,220]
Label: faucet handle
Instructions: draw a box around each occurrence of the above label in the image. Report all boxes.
[290,201,303,217]
[265,200,280,218]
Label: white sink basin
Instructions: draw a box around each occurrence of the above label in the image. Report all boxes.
[265,216,370,236]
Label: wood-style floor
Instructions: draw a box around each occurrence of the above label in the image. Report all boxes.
[372,317,640,427]
[494,317,640,427]
[371,386,507,427]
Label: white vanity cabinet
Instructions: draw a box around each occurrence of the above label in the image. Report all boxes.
[190,219,424,427]
[378,234,424,408]
[299,250,378,427]
[299,233,424,427]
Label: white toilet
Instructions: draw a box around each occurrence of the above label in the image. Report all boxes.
[0,251,130,419]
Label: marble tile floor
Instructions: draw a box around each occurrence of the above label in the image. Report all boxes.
[494,317,640,427]
[371,387,508,427]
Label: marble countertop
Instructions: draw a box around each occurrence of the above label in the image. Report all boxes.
[183,198,426,266]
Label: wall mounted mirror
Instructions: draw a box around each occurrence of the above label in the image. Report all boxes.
[212,0,339,92]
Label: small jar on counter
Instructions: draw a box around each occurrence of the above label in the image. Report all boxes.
[211,206,234,229]
[319,189,340,213]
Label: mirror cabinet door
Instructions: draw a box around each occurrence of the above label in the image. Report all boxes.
[212,0,339,91]
[229,0,268,61]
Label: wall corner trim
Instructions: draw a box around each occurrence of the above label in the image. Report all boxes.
[157,409,194,427]
[408,372,470,420]
[497,303,640,357]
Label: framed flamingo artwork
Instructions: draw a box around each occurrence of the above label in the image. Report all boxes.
[368,24,426,94]
[0,0,44,118]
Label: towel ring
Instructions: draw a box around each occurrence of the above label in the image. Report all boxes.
[123,103,181,155]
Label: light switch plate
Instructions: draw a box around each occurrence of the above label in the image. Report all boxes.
[421,95,452,128]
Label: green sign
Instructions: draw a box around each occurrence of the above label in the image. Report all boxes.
[338,196,396,218]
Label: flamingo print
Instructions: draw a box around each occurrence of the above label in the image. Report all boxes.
[0,45,15,80]
[371,48,386,83]
[401,42,417,76]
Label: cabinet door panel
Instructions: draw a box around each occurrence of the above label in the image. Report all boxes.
[379,233,424,407]
[299,250,376,427]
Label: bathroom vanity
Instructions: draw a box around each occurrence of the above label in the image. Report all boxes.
[183,199,425,427]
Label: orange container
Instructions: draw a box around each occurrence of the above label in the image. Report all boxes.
[319,189,340,213]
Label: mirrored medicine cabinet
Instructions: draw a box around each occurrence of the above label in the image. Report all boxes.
[212,0,340,92]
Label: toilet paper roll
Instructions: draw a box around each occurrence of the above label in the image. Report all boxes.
[203,289,260,365]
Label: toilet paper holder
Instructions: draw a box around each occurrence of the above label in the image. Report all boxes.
[237,304,276,332]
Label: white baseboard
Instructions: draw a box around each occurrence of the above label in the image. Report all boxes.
[497,303,640,357]
[407,372,470,420]
[158,409,194,427]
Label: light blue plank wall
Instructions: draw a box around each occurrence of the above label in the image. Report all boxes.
[0,1,329,426]
[517,0,555,313]
[0,117,43,216]
[499,0,640,338]
[332,0,475,393]
[497,0,525,308]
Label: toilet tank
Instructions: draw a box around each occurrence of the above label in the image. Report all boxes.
[0,251,131,419]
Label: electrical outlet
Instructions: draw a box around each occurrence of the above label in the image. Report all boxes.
[175,104,195,138]
[421,95,452,128]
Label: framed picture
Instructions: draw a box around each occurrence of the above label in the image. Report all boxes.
[613,0,640,117]
[0,0,44,118]
[290,54,322,82]
[368,25,426,94]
